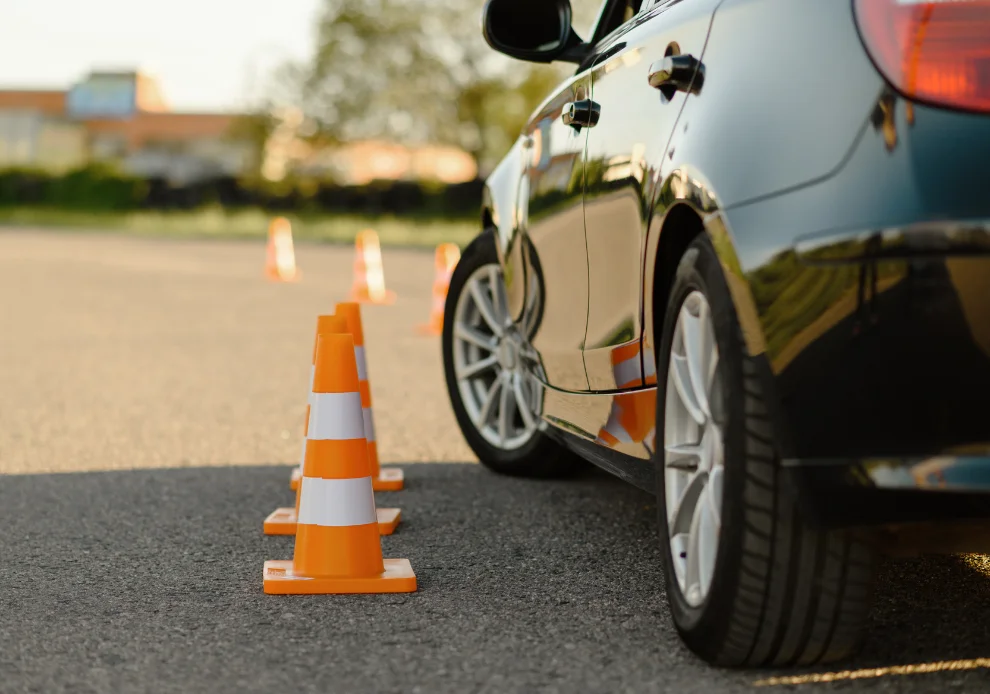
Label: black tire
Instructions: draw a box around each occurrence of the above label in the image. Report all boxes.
[442,229,581,478]
[655,235,878,667]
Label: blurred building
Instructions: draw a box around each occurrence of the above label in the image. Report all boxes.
[0,69,477,186]
[0,70,251,183]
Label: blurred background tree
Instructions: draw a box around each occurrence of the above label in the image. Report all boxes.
[280,0,601,174]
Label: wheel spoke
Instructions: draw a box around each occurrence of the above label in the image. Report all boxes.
[684,484,708,604]
[519,344,540,363]
[671,353,705,426]
[456,354,498,380]
[469,278,504,337]
[455,322,496,352]
[669,469,706,536]
[497,373,513,444]
[705,465,723,528]
[512,373,537,431]
[681,308,711,420]
[475,375,502,428]
[664,442,702,471]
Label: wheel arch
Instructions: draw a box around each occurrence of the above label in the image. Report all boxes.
[644,167,768,370]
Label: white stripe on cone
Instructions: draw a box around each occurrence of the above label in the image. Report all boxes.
[297,476,377,526]
[308,392,365,440]
[354,346,368,381]
[363,407,376,442]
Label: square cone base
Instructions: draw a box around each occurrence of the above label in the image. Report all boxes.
[289,467,302,491]
[373,467,404,491]
[264,507,400,536]
[263,558,416,594]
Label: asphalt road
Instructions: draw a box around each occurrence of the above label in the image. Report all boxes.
[3,228,990,693]
[0,227,474,474]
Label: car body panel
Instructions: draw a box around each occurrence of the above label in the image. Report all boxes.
[582,0,720,391]
[515,73,595,391]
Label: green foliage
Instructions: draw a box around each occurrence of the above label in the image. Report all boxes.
[296,0,572,169]
[0,167,481,219]
[0,165,146,210]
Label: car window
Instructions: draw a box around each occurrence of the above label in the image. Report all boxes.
[572,0,610,42]
[589,0,645,46]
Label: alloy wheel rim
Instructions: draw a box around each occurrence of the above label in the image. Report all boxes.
[452,263,542,450]
[664,290,724,608]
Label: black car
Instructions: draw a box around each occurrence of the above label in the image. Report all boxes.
[441,0,990,669]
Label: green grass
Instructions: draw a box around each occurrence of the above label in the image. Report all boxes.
[0,206,481,249]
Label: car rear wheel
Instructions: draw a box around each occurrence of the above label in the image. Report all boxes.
[442,229,581,478]
[656,235,878,667]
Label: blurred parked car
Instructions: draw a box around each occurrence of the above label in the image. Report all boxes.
[442,0,990,668]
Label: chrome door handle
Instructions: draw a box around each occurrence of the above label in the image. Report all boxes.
[648,54,704,94]
[562,99,601,129]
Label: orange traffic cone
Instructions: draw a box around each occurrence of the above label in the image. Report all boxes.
[266,314,400,536]
[416,243,460,335]
[336,302,404,491]
[263,332,416,595]
[348,229,396,304]
[265,217,300,282]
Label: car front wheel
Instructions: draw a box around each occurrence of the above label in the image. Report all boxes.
[442,229,581,478]
[656,234,878,667]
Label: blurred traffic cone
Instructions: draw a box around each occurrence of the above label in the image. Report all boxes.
[267,314,400,536]
[348,229,396,304]
[263,332,416,595]
[264,217,300,282]
[416,243,460,335]
[336,302,404,491]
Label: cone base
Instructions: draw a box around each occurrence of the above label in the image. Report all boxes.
[289,467,302,491]
[263,558,416,594]
[373,467,404,491]
[348,289,397,305]
[264,506,401,536]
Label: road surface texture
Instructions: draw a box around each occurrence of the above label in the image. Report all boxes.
[2,228,990,693]
[0,227,474,473]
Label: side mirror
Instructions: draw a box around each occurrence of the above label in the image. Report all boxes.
[481,0,587,64]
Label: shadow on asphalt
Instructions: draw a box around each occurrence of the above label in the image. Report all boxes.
[1,463,988,692]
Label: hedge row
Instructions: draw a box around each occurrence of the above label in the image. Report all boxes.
[0,166,484,218]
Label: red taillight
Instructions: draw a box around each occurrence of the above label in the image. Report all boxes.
[854,0,990,113]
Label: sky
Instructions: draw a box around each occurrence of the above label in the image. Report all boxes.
[0,0,323,113]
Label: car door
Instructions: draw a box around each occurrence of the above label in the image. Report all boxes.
[513,71,595,392]
[581,0,721,390]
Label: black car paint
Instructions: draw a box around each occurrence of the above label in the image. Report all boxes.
[480,0,990,531]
